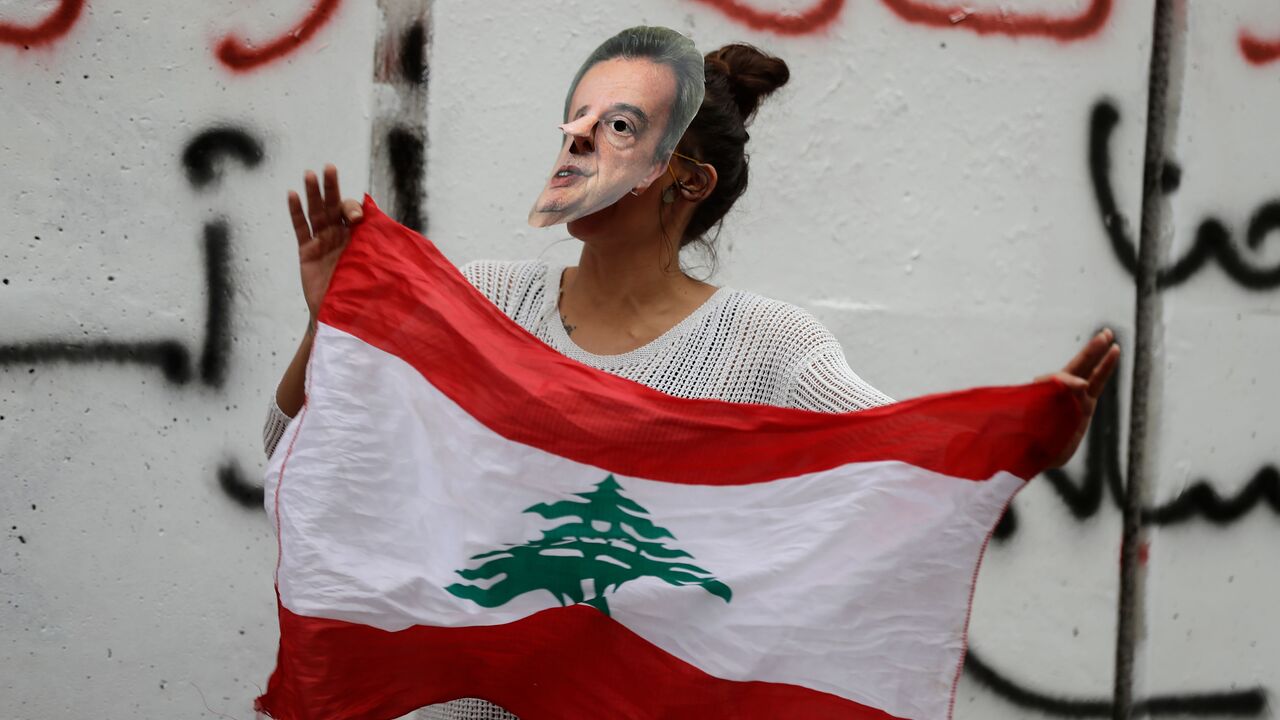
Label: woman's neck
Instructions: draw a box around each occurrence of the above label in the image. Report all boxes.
[572,239,689,309]
[557,238,717,355]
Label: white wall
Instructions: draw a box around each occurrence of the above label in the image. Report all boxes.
[2,0,1276,717]
[1,1,379,717]
[1139,2,1280,713]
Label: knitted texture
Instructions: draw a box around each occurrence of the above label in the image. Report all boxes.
[455,260,891,410]
[261,259,891,720]
[417,697,518,720]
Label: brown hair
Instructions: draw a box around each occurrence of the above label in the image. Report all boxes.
[675,43,790,257]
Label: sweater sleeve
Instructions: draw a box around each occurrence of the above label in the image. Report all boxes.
[785,343,893,412]
[262,399,293,458]
[459,259,538,317]
[776,306,893,413]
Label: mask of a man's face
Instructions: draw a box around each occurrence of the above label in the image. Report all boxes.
[528,57,677,228]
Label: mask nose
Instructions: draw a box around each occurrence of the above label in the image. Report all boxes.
[559,115,598,155]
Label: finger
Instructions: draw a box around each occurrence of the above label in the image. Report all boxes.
[1063,328,1115,378]
[304,170,328,235]
[1035,370,1087,392]
[1087,343,1121,398]
[1057,371,1088,393]
[322,164,343,225]
[341,198,364,225]
[287,191,311,246]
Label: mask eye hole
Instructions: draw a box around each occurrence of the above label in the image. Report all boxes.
[609,118,633,135]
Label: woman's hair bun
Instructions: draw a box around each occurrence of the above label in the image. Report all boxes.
[705,43,790,123]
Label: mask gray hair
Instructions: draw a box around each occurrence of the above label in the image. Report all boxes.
[563,26,705,163]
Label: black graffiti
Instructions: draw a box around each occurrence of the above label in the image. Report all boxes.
[182,127,265,189]
[994,337,1279,541]
[218,460,265,509]
[0,225,234,386]
[1143,465,1280,524]
[0,340,190,383]
[186,128,256,388]
[183,126,270,508]
[965,647,1268,717]
[387,126,426,232]
[0,127,257,384]
[200,222,234,387]
[984,325,1276,714]
[400,20,428,86]
[1090,99,1280,290]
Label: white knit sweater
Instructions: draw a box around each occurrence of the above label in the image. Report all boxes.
[261,259,892,720]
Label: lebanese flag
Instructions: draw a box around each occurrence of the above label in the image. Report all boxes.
[256,198,1080,720]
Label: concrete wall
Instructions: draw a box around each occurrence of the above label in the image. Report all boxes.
[2,1,1276,717]
[1138,2,1280,713]
[1,1,380,717]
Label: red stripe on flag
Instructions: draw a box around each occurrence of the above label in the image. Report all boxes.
[317,198,1081,485]
[256,602,905,720]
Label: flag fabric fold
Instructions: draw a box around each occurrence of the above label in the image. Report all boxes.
[255,197,1081,720]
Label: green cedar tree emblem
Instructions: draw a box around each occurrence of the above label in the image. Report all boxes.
[445,475,732,616]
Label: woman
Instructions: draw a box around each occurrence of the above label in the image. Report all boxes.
[265,29,1118,720]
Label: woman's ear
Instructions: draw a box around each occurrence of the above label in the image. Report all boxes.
[681,162,718,202]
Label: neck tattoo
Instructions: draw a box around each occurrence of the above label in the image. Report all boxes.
[558,287,576,336]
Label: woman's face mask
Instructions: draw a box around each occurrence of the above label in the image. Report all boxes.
[528,58,677,228]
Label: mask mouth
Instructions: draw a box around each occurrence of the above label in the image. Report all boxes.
[554,165,591,178]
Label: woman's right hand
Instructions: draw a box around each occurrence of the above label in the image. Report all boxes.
[287,164,364,322]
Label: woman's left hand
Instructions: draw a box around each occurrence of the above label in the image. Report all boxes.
[1038,328,1122,468]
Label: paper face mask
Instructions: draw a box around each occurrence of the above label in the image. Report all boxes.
[528,27,705,228]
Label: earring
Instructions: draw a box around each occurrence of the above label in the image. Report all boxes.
[661,185,677,204]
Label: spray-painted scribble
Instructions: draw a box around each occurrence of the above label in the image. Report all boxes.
[215,0,343,72]
[0,209,242,388]
[182,128,265,189]
[0,339,191,383]
[688,0,1112,41]
[881,0,1112,41]
[219,460,265,509]
[399,20,428,86]
[965,646,1267,717]
[686,0,845,36]
[994,329,1279,540]
[386,126,426,232]
[1090,99,1280,291]
[1240,28,1280,66]
[0,0,84,46]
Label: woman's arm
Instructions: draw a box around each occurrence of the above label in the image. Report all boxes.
[786,344,893,413]
[783,313,1118,469]
[264,165,363,453]
[274,321,316,418]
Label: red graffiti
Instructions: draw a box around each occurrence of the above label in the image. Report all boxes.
[686,0,846,36]
[215,0,342,72]
[688,0,1111,40]
[1239,29,1280,65]
[879,0,1112,41]
[0,0,85,46]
